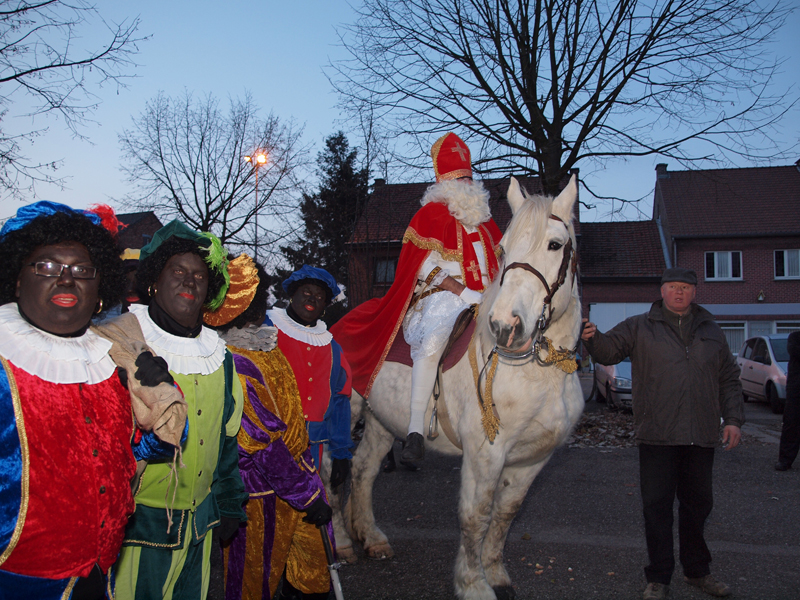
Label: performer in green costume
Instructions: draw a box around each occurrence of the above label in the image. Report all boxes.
[114,221,247,600]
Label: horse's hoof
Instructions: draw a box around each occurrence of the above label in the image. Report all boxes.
[492,585,516,600]
[365,543,395,560]
[336,545,358,564]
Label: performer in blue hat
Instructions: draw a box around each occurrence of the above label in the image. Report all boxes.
[268,265,352,477]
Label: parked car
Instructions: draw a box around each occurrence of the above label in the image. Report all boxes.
[737,334,789,414]
[594,357,632,410]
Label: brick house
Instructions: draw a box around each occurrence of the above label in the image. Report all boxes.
[652,162,800,350]
[578,220,666,332]
[117,211,163,250]
[346,163,800,354]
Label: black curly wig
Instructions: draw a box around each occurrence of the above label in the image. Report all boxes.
[215,259,270,332]
[135,236,227,308]
[0,211,125,314]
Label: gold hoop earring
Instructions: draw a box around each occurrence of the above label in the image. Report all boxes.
[95,299,104,314]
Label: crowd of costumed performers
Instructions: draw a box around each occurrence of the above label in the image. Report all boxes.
[0,131,495,600]
[0,200,353,600]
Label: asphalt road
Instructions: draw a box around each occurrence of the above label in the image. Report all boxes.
[210,381,799,600]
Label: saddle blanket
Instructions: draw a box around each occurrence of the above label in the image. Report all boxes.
[385,321,475,372]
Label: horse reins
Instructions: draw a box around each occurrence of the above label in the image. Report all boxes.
[498,214,577,345]
[471,214,580,440]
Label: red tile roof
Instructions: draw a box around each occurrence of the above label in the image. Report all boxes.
[351,175,579,243]
[656,164,800,238]
[579,221,666,279]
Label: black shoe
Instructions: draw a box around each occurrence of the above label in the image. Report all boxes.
[401,432,425,462]
[775,461,791,471]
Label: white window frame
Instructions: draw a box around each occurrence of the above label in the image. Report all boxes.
[718,321,746,355]
[776,322,800,334]
[705,251,742,281]
[774,249,800,280]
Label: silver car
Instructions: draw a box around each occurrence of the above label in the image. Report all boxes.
[737,334,789,414]
[594,357,633,410]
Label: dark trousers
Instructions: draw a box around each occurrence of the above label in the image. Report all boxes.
[778,393,800,466]
[639,444,715,585]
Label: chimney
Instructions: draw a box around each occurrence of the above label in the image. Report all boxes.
[373,178,386,187]
[655,164,669,179]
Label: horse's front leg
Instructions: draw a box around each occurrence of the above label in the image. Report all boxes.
[481,459,550,600]
[346,409,396,559]
[455,449,504,600]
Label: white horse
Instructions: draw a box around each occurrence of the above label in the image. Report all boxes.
[335,175,584,600]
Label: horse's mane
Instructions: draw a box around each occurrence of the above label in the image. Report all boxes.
[502,191,552,256]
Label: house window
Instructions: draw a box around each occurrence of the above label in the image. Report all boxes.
[718,322,745,354]
[705,251,741,280]
[776,322,800,334]
[375,259,397,284]
[774,249,800,279]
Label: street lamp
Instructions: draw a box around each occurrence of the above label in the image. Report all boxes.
[244,152,268,262]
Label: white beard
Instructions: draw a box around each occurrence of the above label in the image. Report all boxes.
[420,179,491,228]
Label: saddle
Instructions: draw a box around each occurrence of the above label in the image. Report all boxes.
[385,306,476,450]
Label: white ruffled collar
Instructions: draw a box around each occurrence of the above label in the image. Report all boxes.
[129,303,226,375]
[268,308,332,346]
[0,303,116,384]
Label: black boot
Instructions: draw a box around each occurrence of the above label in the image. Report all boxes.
[401,432,425,462]
[279,577,330,600]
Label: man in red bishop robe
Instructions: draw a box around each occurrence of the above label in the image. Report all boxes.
[330,133,501,461]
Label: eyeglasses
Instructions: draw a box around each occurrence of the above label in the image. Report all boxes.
[28,261,98,279]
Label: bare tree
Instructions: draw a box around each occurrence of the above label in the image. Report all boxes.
[118,91,309,268]
[330,0,796,196]
[0,0,144,197]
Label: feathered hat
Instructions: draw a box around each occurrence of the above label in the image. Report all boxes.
[139,220,230,310]
[203,254,260,327]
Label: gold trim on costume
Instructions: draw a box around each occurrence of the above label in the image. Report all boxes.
[249,490,275,498]
[195,514,219,542]
[402,227,462,262]
[61,578,78,600]
[303,489,321,507]
[424,266,441,286]
[124,510,186,548]
[0,357,29,567]
[438,169,472,182]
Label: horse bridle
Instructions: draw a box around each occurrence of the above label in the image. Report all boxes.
[494,214,577,360]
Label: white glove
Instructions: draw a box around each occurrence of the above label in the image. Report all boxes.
[459,288,483,305]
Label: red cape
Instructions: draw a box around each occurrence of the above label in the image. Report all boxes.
[331,202,501,398]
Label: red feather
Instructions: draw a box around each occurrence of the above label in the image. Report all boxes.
[86,204,127,237]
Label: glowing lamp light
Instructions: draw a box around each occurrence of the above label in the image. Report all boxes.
[256,153,267,164]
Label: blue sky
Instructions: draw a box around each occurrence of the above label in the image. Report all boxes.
[1,1,797,223]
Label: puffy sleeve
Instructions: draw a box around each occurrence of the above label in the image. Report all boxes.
[324,341,353,460]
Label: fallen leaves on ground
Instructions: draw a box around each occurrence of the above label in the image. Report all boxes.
[567,409,636,448]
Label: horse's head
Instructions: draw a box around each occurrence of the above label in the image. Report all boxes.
[485,175,579,352]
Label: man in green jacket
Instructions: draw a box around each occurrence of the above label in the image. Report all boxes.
[582,267,744,600]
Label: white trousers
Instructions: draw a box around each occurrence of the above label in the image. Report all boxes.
[407,351,444,436]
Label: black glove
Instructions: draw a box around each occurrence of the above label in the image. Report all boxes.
[134,351,174,387]
[302,497,332,526]
[117,366,128,388]
[216,515,241,542]
[72,564,104,600]
[329,458,350,488]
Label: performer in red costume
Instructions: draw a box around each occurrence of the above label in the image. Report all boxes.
[267,266,353,485]
[330,133,501,461]
[0,202,182,600]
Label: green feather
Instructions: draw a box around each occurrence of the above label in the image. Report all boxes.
[199,231,230,310]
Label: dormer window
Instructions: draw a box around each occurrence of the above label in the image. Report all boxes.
[775,249,800,279]
[705,251,742,281]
